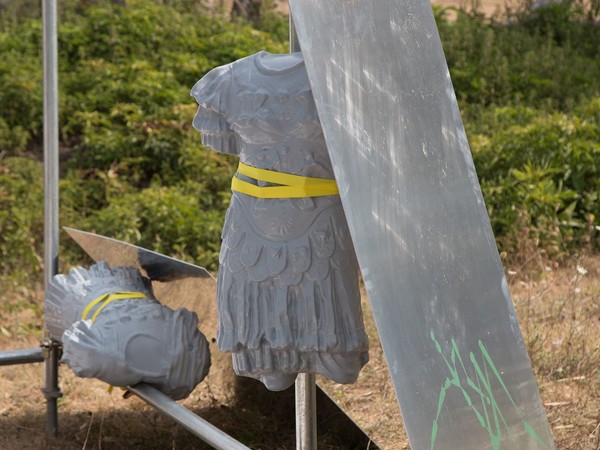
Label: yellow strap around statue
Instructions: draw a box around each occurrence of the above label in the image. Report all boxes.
[81,291,148,324]
[232,161,339,198]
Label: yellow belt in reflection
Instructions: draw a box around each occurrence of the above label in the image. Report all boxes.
[81,291,148,324]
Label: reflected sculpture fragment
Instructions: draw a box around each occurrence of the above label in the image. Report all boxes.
[191,51,369,391]
[44,261,211,400]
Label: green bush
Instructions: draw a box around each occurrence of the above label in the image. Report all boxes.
[471,99,600,257]
[438,3,600,109]
[0,118,29,154]
[0,0,283,281]
[0,0,599,285]
[79,182,226,269]
[0,30,43,149]
[0,157,44,284]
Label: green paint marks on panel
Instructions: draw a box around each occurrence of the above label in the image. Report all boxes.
[429,331,548,449]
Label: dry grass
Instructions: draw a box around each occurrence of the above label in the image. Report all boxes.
[1,256,599,449]
[338,256,599,450]
[510,256,600,450]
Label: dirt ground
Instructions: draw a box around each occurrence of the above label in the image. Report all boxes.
[1,255,598,449]
[319,256,600,450]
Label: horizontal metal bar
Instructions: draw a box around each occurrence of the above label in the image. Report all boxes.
[0,348,45,366]
[126,383,250,450]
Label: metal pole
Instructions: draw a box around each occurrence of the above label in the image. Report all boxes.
[42,0,62,437]
[289,12,316,450]
[127,384,250,450]
[295,373,317,450]
[289,9,300,52]
[0,348,45,366]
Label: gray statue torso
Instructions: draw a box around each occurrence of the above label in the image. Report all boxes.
[192,52,368,391]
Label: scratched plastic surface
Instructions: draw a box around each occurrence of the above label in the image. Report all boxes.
[289,0,555,448]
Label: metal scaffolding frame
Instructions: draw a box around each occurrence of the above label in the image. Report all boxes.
[41,0,62,435]
[0,0,63,436]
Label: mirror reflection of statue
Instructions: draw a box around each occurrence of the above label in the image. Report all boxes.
[44,261,211,400]
[191,51,369,391]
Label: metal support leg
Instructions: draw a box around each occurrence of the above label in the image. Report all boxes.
[41,339,62,436]
[295,373,317,450]
[42,0,60,436]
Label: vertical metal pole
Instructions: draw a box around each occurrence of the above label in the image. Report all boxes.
[42,0,62,437]
[289,9,300,53]
[295,373,317,450]
[290,11,316,450]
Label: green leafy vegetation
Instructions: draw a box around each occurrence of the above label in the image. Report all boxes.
[436,1,600,260]
[471,101,600,259]
[437,1,599,110]
[0,157,44,285]
[0,0,598,284]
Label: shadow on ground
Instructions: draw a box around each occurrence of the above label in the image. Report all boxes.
[0,374,376,450]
